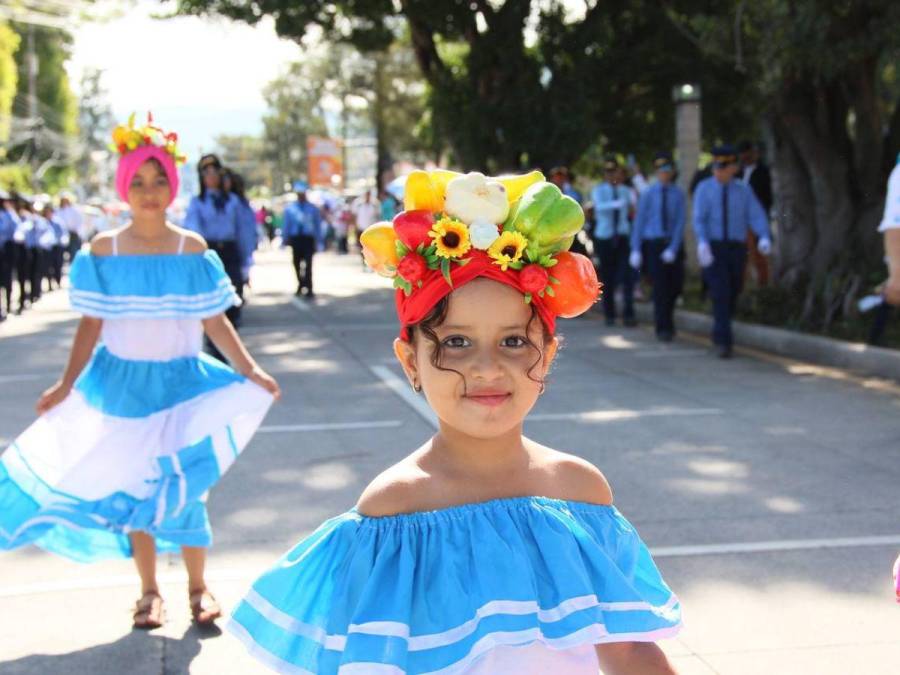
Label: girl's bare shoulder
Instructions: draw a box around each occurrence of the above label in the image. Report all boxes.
[171,225,207,253]
[527,442,614,506]
[88,229,123,257]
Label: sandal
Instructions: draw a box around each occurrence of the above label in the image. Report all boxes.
[189,588,222,625]
[133,591,165,629]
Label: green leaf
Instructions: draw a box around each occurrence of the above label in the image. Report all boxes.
[456,256,472,266]
[509,260,525,270]
[441,258,453,286]
[416,243,425,254]
[545,257,559,267]
[545,286,556,297]
[417,280,424,288]
[395,240,410,257]
[548,276,560,285]
[524,292,533,304]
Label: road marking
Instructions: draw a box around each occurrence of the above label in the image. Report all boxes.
[368,364,723,429]
[528,406,722,423]
[258,420,403,433]
[0,373,51,384]
[290,297,310,312]
[651,534,900,558]
[368,364,439,428]
[3,533,899,598]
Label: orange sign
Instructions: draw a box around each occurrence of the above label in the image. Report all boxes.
[307,136,343,187]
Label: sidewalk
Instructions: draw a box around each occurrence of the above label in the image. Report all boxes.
[634,303,900,382]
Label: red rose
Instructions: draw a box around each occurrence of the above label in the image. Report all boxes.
[397,253,429,284]
[520,264,549,294]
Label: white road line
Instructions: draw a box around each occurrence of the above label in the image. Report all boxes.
[3,533,899,598]
[528,406,723,423]
[258,420,403,433]
[368,364,439,428]
[0,373,52,384]
[651,534,900,558]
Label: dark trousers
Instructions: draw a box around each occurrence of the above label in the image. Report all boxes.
[14,243,30,308]
[702,241,747,347]
[0,241,13,315]
[290,234,316,295]
[594,235,634,321]
[49,244,64,286]
[643,239,684,337]
[208,240,243,327]
[32,249,48,299]
[67,232,82,261]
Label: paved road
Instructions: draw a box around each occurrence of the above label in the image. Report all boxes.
[1,248,899,674]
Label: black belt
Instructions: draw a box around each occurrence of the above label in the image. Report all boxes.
[207,239,237,253]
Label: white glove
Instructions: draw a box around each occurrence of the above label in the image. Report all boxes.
[629,250,642,269]
[660,248,676,264]
[697,241,714,268]
[757,237,772,255]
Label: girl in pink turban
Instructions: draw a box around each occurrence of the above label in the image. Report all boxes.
[0,114,280,630]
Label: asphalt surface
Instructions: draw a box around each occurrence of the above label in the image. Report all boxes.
[1,247,898,674]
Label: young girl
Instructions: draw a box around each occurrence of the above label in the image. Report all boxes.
[228,170,682,673]
[0,115,280,630]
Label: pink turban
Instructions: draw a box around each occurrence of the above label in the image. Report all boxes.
[115,145,179,205]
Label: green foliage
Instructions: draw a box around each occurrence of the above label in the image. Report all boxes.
[0,21,20,148]
[7,23,79,192]
[0,163,31,192]
[77,67,113,196]
[214,134,271,190]
[261,60,329,192]
[171,0,760,173]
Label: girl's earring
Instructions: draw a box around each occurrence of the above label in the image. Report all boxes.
[412,380,422,393]
[538,381,546,395]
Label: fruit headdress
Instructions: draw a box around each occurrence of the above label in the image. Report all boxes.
[111,113,184,205]
[360,170,601,340]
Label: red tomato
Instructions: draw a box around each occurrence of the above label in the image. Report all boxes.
[542,252,601,318]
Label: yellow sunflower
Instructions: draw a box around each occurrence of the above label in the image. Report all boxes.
[488,231,528,270]
[429,217,472,259]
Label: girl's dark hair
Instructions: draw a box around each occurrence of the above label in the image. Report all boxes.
[229,171,249,206]
[197,154,227,211]
[406,294,555,395]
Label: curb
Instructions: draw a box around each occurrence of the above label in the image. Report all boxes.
[634,303,900,382]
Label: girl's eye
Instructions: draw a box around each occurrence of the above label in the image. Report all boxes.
[502,336,528,348]
[442,335,470,348]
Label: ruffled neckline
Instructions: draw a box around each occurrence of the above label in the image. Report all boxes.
[353,495,614,526]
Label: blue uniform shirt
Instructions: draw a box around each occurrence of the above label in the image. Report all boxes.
[184,191,241,242]
[185,191,255,263]
[590,182,630,239]
[283,200,323,241]
[236,200,259,268]
[0,210,16,246]
[631,182,686,255]
[692,176,770,245]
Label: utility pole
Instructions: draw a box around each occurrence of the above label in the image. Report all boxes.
[27,24,39,190]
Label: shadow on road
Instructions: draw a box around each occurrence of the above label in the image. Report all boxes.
[0,623,221,675]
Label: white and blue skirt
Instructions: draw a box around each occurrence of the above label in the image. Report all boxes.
[228,496,682,674]
[0,251,274,561]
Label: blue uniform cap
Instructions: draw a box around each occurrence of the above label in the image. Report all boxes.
[711,144,737,167]
[653,152,674,172]
[293,180,309,193]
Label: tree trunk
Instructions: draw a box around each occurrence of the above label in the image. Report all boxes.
[770,72,885,326]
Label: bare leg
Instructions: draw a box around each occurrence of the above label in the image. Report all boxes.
[129,531,159,594]
[130,531,164,628]
[183,545,222,624]
[181,545,207,593]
